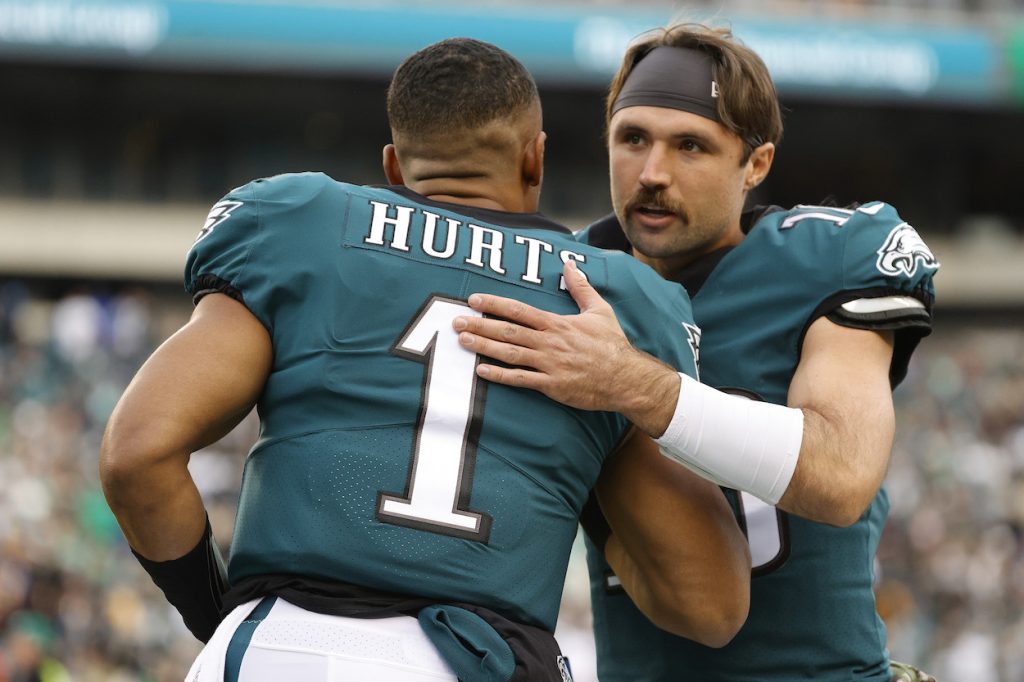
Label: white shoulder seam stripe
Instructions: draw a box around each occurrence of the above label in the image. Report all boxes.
[857,202,885,215]
[840,296,925,314]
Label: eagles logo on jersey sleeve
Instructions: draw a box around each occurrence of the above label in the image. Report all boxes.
[827,201,938,332]
[185,182,259,308]
[803,202,939,385]
[875,221,940,278]
[194,198,245,245]
[745,201,938,388]
[184,172,339,331]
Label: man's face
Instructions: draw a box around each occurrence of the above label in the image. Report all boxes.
[609,105,751,271]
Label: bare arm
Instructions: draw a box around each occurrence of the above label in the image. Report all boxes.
[100,293,272,560]
[779,317,895,526]
[599,428,750,647]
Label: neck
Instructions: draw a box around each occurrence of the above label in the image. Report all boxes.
[634,222,745,277]
[405,177,533,214]
[633,251,686,279]
[391,123,541,214]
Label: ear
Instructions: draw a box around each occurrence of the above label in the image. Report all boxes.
[522,131,546,188]
[743,142,775,191]
[382,144,404,185]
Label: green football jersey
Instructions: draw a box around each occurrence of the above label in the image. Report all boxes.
[184,172,698,632]
[579,203,938,681]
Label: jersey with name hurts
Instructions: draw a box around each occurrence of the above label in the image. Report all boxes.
[578,202,938,681]
[185,171,698,632]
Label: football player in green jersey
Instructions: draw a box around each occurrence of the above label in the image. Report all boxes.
[99,38,752,681]
[454,24,939,682]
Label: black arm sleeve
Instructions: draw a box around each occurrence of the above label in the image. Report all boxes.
[132,517,228,642]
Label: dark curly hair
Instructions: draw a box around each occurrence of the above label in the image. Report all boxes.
[388,38,539,137]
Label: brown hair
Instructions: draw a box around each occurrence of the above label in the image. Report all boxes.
[607,24,783,161]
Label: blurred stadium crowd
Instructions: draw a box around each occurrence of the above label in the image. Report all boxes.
[0,287,1021,681]
[0,285,202,681]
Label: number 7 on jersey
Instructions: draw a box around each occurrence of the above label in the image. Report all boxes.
[377,296,493,543]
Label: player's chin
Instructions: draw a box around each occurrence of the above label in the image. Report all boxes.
[625,222,683,257]
[622,236,665,262]
[628,207,681,233]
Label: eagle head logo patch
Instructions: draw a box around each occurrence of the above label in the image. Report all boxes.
[876,223,939,278]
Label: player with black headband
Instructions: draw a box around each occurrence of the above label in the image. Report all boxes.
[453,24,939,682]
[99,37,755,681]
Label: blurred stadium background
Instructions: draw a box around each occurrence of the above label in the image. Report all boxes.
[0,0,1022,679]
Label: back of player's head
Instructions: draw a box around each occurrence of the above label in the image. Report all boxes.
[388,38,540,143]
[607,24,783,162]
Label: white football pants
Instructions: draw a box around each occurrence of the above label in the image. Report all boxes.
[185,597,458,682]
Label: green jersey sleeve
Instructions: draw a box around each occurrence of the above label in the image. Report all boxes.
[822,201,939,385]
[184,172,338,331]
[830,201,938,327]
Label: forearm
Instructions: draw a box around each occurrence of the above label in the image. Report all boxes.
[608,350,681,437]
[604,532,747,647]
[100,436,228,642]
[596,433,750,646]
[101,447,207,560]
[602,535,678,636]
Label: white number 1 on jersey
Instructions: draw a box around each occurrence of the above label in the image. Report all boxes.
[376,296,493,543]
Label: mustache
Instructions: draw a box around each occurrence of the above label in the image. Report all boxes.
[624,187,687,222]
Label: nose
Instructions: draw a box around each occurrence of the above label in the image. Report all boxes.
[638,144,672,190]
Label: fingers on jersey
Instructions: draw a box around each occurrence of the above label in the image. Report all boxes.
[464,292,555,329]
[454,316,548,387]
[475,362,548,392]
[455,314,545,351]
[562,259,608,314]
[459,337,545,386]
[454,297,562,388]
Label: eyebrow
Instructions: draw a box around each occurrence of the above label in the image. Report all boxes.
[615,122,716,148]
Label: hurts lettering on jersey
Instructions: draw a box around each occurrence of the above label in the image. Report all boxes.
[360,200,587,291]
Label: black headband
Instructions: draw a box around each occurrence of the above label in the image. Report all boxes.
[611,46,719,121]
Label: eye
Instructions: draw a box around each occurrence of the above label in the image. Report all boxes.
[680,138,704,153]
[622,132,644,146]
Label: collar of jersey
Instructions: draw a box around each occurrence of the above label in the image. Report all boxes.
[379,185,573,235]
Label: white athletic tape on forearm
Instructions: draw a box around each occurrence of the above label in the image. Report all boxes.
[655,373,803,505]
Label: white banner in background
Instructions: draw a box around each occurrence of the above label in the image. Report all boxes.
[0,1,167,53]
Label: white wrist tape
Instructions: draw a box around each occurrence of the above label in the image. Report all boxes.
[655,373,803,506]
